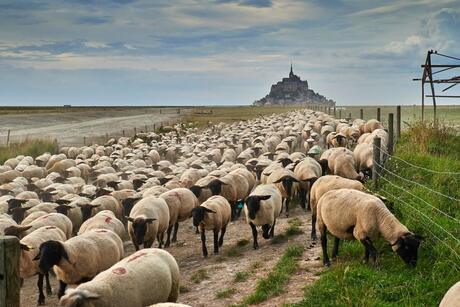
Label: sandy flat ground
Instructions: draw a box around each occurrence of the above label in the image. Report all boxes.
[0,108,187,147]
[21,205,322,307]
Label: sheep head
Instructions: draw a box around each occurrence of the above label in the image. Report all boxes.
[58,289,100,307]
[393,233,423,267]
[126,217,156,245]
[245,195,271,220]
[207,179,227,196]
[35,240,70,273]
[191,207,216,227]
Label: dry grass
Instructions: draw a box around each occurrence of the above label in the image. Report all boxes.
[0,139,58,164]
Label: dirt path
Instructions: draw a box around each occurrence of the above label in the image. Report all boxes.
[0,108,187,147]
[21,204,322,307]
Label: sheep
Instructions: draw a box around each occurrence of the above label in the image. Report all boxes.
[127,196,170,250]
[79,195,123,222]
[266,168,298,217]
[191,195,231,257]
[309,175,364,240]
[35,229,124,298]
[363,119,384,133]
[159,188,200,247]
[149,304,191,307]
[1,214,31,237]
[179,168,202,188]
[78,210,126,240]
[19,225,67,305]
[24,212,73,239]
[243,184,282,249]
[321,148,363,181]
[21,210,48,225]
[47,159,76,176]
[58,248,180,307]
[353,143,374,177]
[439,281,460,307]
[293,157,322,210]
[317,189,422,267]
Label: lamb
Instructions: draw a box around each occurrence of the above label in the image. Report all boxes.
[58,248,180,307]
[243,184,282,249]
[266,168,298,217]
[35,228,124,298]
[317,189,422,267]
[24,213,73,239]
[293,157,322,210]
[78,210,126,240]
[127,196,170,250]
[439,281,460,307]
[19,225,67,305]
[159,188,200,247]
[191,195,231,257]
[309,175,364,240]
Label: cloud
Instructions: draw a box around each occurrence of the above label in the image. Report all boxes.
[83,41,109,48]
[75,15,113,25]
[215,0,273,8]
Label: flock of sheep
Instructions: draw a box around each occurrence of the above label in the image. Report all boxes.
[0,108,457,307]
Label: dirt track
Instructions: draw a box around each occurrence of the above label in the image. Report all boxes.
[0,108,187,147]
[21,205,322,307]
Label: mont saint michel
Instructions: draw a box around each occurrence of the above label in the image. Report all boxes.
[253,65,336,107]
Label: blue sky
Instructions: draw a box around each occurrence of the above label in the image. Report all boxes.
[0,0,459,106]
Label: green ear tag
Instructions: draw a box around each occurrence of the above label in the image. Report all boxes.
[237,201,244,209]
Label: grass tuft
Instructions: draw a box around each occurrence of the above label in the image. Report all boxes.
[191,269,209,284]
[215,287,236,299]
[236,239,250,247]
[0,139,58,164]
[241,244,304,305]
[234,271,250,283]
[271,218,303,244]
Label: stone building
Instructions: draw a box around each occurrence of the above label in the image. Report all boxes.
[253,65,336,106]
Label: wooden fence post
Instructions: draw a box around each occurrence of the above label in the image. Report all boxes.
[134,127,137,135]
[360,109,364,119]
[372,137,381,189]
[339,109,342,119]
[396,105,401,140]
[333,107,336,117]
[145,125,147,132]
[0,236,20,307]
[153,124,156,131]
[122,130,125,136]
[83,137,86,146]
[388,113,394,155]
[105,133,108,142]
[377,108,381,121]
[6,130,10,146]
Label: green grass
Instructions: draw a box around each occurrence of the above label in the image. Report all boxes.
[234,271,250,283]
[271,218,304,244]
[295,121,460,307]
[0,139,59,164]
[236,239,250,247]
[191,269,209,284]
[337,105,460,126]
[216,287,237,299]
[238,244,304,306]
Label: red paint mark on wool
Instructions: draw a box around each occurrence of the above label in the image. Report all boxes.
[112,267,126,275]
[104,216,112,223]
[127,252,147,262]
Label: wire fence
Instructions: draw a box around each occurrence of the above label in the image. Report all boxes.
[372,140,460,269]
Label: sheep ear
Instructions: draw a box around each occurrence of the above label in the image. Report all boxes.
[4,225,32,236]
[258,195,271,201]
[20,243,34,251]
[145,218,157,224]
[126,216,134,222]
[91,204,101,208]
[83,290,100,300]
[204,208,216,214]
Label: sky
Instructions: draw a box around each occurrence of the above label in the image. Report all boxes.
[0,0,459,106]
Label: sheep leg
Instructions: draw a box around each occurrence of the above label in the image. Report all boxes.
[133,241,140,251]
[320,229,331,267]
[311,214,317,241]
[58,280,67,298]
[45,272,52,295]
[195,226,199,234]
[37,273,45,305]
[200,230,208,257]
[285,198,290,217]
[299,188,306,210]
[144,239,154,249]
[331,237,340,259]
[219,226,226,246]
[165,225,174,248]
[362,237,378,266]
[172,222,179,242]
[213,230,219,254]
[250,222,259,249]
[269,219,276,238]
[360,238,371,264]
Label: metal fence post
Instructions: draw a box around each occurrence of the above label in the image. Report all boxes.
[0,236,20,307]
[388,113,394,155]
[372,137,381,189]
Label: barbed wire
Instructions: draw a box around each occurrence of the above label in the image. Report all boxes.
[379,147,460,175]
[377,188,460,267]
[377,173,460,243]
[373,155,460,202]
[375,161,460,223]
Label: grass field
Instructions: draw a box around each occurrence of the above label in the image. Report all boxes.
[0,139,58,164]
[295,121,460,306]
